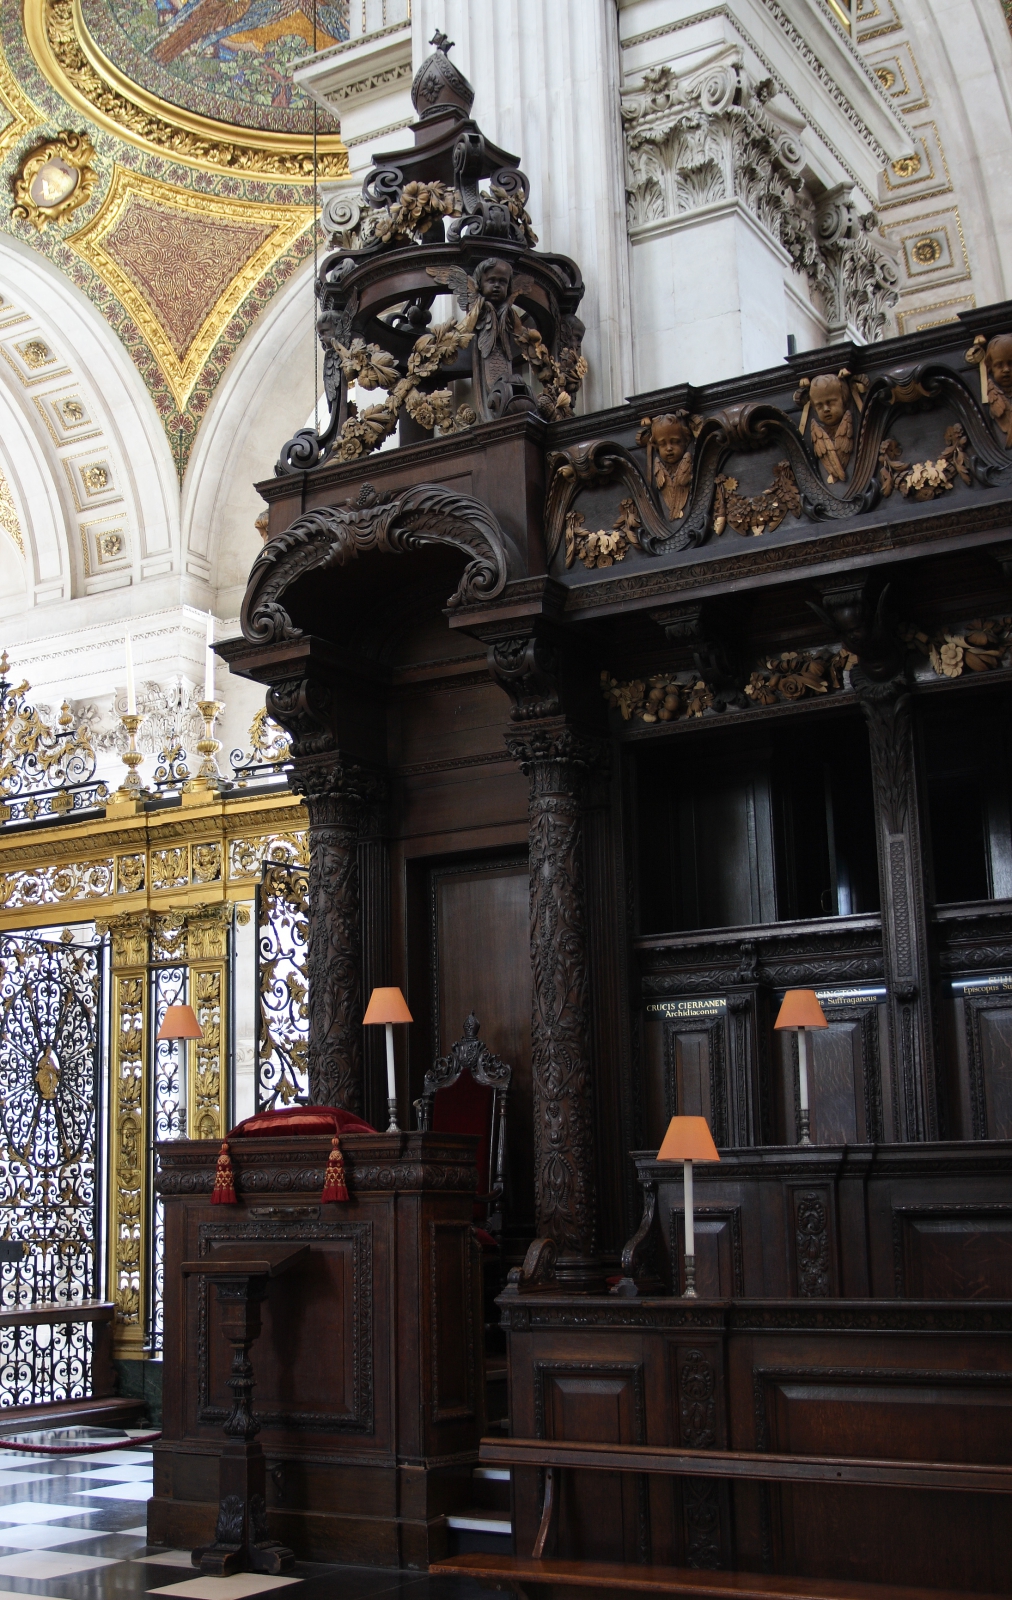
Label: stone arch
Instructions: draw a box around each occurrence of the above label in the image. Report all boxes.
[0,231,178,610]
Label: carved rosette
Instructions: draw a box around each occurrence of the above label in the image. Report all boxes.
[505,725,605,1267]
[289,755,386,1112]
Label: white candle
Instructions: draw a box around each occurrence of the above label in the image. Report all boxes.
[384,1021,396,1101]
[798,1026,810,1113]
[203,611,215,702]
[124,631,136,715]
[684,1158,694,1258]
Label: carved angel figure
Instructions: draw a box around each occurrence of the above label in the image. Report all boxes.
[795,369,866,484]
[636,412,694,519]
[426,258,585,421]
[966,332,1012,448]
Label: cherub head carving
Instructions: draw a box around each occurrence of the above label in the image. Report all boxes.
[474,257,513,305]
[637,411,695,520]
[987,334,1012,396]
[795,368,866,485]
[809,373,847,430]
[966,332,1012,446]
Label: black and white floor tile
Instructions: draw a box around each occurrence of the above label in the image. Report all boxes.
[0,1439,482,1600]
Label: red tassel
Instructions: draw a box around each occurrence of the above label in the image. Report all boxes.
[321,1135,349,1203]
[210,1141,237,1205]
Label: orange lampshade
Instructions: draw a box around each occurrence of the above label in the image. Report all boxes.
[157,1004,203,1041]
[774,989,828,1030]
[657,1116,720,1163]
[363,986,413,1026]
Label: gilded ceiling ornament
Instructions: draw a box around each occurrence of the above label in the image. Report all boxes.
[11,129,97,230]
[0,40,45,159]
[24,0,348,181]
[67,165,312,409]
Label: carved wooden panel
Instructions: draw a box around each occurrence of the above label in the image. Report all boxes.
[669,1204,744,1298]
[533,1360,649,1564]
[962,990,1012,1138]
[195,1218,373,1433]
[669,1341,730,1569]
[421,853,533,1234]
[892,1204,1012,1299]
[788,1186,837,1297]
[781,993,883,1145]
[428,1220,477,1423]
[662,1003,727,1146]
[754,1364,1012,1589]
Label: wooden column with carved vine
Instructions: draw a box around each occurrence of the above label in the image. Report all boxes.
[505,722,605,1285]
[288,754,385,1113]
[96,910,151,1359]
[859,683,938,1139]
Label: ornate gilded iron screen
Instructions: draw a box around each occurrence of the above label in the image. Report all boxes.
[256,862,309,1109]
[0,932,102,1403]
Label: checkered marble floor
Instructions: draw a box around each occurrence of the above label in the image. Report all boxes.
[0,1441,482,1600]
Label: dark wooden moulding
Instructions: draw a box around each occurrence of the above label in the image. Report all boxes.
[152,1134,484,1568]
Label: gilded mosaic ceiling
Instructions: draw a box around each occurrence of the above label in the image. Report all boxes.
[0,2,351,472]
[78,0,344,136]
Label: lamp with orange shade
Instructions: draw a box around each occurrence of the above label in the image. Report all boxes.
[656,1115,719,1298]
[156,1004,203,1137]
[773,988,828,1146]
[363,987,413,1132]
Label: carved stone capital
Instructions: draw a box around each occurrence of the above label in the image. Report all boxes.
[814,186,900,344]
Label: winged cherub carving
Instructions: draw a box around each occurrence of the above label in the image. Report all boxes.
[795,369,868,484]
[966,332,1012,448]
[636,412,695,520]
[426,258,584,420]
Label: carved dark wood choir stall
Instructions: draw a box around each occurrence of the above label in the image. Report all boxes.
[155,34,1012,1598]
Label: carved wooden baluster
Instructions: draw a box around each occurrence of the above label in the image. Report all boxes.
[506,724,604,1287]
[859,684,937,1139]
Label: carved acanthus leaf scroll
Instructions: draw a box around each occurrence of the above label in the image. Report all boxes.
[242,483,522,644]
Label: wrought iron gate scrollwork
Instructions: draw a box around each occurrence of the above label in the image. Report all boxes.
[0,932,101,1405]
[256,863,310,1109]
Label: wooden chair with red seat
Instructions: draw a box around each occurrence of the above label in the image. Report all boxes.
[414,1011,511,1251]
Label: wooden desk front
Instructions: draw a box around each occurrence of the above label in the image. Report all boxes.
[151,1132,484,1568]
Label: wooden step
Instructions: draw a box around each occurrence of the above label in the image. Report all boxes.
[430,1554,1006,1599]
[0,1396,147,1436]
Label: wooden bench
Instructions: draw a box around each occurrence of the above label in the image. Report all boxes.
[429,1436,1012,1598]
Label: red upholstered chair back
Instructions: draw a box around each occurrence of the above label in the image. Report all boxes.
[431,1068,495,1201]
[415,1012,511,1239]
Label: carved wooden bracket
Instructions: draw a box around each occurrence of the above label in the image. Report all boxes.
[241,482,524,643]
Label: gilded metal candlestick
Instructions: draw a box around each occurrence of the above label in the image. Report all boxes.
[683,1253,697,1298]
[196,699,224,786]
[118,712,144,797]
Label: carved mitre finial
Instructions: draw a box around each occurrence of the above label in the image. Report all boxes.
[411,32,475,120]
[463,1011,481,1040]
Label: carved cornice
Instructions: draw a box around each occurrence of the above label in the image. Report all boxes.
[155,1134,479,1197]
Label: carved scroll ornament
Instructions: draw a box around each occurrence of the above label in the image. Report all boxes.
[241,482,523,644]
[547,361,1012,569]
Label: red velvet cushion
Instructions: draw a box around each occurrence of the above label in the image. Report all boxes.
[431,1068,494,1214]
[229,1105,375,1138]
